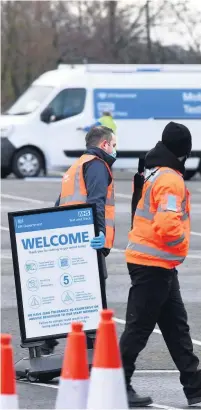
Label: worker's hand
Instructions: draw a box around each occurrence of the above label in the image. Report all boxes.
[90,231,105,249]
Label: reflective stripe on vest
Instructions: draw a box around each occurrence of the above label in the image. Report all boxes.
[181,196,189,220]
[105,218,115,227]
[135,168,189,222]
[60,165,85,205]
[166,233,185,247]
[60,165,115,206]
[127,241,185,262]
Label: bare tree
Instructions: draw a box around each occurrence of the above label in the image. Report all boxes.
[145,0,152,61]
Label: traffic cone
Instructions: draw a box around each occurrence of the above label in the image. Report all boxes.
[0,334,18,409]
[55,322,89,409]
[87,309,128,409]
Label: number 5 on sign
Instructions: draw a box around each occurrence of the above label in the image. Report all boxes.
[64,275,69,285]
[60,273,73,287]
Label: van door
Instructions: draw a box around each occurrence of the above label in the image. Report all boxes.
[40,88,87,171]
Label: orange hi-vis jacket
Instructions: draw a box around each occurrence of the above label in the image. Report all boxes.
[60,154,115,249]
[126,167,190,269]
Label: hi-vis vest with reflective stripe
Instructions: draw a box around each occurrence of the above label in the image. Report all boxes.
[126,167,190,269]
[60,154,115,249]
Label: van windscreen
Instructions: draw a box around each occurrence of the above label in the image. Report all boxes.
[7,85,53,115]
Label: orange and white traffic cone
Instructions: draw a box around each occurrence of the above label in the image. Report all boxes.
[56,322,89,409]
[87,309,128,409]
[0,334,18,409]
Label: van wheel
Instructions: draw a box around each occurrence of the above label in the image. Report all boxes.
[1,167,11,179]
[184,170,197,181]
[12,148,43,178]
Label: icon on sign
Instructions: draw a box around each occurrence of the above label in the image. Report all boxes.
[27,277,40,292]
[25,261,38,274]
[61,291,74,305]
[28,295,41,309]
[60,273,73,287]
[98,92,107,100]
[58,256,71,270]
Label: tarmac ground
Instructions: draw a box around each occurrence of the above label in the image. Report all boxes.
[1,173,201,409]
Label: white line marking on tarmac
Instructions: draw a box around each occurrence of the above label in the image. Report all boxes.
[0,226,9,231]
[1,193,44,204]
[0,255,12,259]
[136,370,179,373]
[186,254,201,259]
[116,192,131,199]
[114,318,201,347]
[191,231,201,237]
[114,317,126,325]
[24,177,62,182]
[18,380,58,389]
[150,404,181,410]
[112,248,124,253]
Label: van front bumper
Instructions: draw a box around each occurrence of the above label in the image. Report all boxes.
[1,137,15,168]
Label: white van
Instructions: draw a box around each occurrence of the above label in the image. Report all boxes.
[1,64,201,179]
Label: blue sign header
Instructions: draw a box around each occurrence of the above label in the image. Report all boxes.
[93,88,201,120]
[14,208,93,234]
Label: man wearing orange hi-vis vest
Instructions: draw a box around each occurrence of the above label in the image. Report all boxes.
[40,126,116,356]
[120,122,201,408]
[59,125,116,253]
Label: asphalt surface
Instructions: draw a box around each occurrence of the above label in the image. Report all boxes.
[1,174,201,409]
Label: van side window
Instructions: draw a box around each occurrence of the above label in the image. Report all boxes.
[47,88,86,121]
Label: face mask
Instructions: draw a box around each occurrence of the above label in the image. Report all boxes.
[109,149,117,158]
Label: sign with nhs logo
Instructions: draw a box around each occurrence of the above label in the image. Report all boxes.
[93,88,201,119]
[8,204,106,343]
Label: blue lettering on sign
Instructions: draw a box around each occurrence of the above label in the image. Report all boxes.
[82,232,89,242]
[35,237,43,248]
[93,88,201,119]
[21,232,89,250]
[22,238,35,250]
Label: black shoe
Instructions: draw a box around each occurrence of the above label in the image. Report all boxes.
[127,385,153,408]
[40,339,59,355]
[187,396,201,405]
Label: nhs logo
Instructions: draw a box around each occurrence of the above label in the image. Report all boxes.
[78,210,91,218]
[98,92,107,100]
[15,218,24,230]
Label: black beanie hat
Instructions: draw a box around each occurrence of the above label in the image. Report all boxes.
[162,121,192,157]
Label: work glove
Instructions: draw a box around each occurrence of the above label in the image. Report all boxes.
[90,231,105,249]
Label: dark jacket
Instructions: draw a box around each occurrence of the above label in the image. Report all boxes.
[55,147,116,254]
[145,141,185,175]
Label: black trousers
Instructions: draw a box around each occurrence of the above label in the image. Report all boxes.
[120,263,201,400]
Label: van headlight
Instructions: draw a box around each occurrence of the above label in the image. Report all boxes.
[0,125,14,138]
